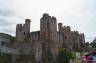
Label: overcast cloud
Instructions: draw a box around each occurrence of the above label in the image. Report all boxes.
[0,0,96,42]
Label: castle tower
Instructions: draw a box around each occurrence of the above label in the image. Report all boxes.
[40,13,51,40]
[51,17,57,32]
[16,19,31,41]
[79,33,85,47]
[71,31,80,51]
[40,13,59,60]
[40,13,57,41]
[58,23,63,48]
[58,23,63,32]
[62,26,72,49]
[25,19,31,33]
[58,23,73,48]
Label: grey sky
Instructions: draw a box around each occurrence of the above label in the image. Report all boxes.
[0,0,96,42]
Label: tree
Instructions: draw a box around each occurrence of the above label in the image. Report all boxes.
[56,48,70,63]
[0,52,12,63]
[80,42,85,48]
[70,51,76,60]
[90,38,96,48]
[85,42,90,48]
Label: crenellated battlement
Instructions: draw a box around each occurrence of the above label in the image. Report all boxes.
[79,33,84,35]
[51,16,56,22]
[71,31,78,33]
[43,13,49,17]
[58,23,63,32]
[63,26,71,30]
[16,24,23,28]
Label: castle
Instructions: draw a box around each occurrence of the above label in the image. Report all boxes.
[15,13,85,63]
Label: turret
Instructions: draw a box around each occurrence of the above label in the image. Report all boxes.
[67,26,71,31]
[40,13,57,40]
[79,33,85,44]
[58,23,62,32]
[25,19,31,24]
[43,13,49,18]
[63,26,71,31]
[25,19,31,33]
[16,19,31,41]
[51,16,57,31]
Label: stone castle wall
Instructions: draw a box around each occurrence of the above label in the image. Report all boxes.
[58,23,85,50]
[15,13,85,63]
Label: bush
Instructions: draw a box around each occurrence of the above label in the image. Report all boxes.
[70,51,76,59]
[0,52,12,63]
[56,48,70,63]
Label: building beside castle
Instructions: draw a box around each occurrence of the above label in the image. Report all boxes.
[0,33,15,46]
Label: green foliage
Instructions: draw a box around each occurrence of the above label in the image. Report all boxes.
[70,51,76,59]
[0,52,12,63]
[80,42,85,49]
[56,48,70,63]
[85,42,90,47]
[80,52,83,56]
[90,38,96,48]
[10,37,16,42]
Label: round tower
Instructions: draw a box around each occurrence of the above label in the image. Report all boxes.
[58,23,62,32]
[25,19,31,33]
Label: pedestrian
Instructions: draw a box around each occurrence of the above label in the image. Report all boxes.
[87,54,94,63]
[69,59,73,63]
[86,54,90,63]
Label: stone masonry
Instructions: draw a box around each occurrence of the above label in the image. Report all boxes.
[15,13,85,63]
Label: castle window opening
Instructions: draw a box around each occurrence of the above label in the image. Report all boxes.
[24,32,25,35]
[64,36,67,40]
[47,23,49,32]
[1,42,5,45]
[73,38,75,41]
[20,28,22,32]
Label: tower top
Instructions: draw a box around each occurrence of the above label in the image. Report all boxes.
[58,23,63,26]
[25,19,31,23]
[51,16,56,21]
[43,13,49,17]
